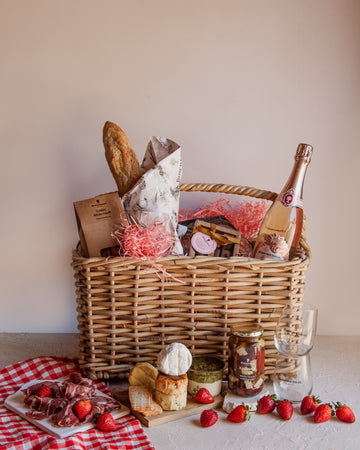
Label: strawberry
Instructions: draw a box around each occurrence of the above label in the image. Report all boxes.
[300,395,321,415]
[227,404,251,423]
[314,403,333,423]
[200,410,218,427]
[193,387,214,404]
[96,413,117,431]
[36,384,52,398]
[276,400,293,420]
[73,399,92,421]
[258,395,277,414]
[333,402,355,423]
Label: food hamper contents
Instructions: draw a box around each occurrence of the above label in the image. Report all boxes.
[128,343,193,415]
[154,373,188,411]
[156,343,192,377]
[199,394,355,428]
[125,341,354,427]
[227,404,251,423]
[257,395,277,414]
[228,324,265,397]
[22,373,120,429]
[253,143,313,261]
[103,121,143,196]
[276,400,293,420]
[128,362,159,390]
[154,344,191,411]
[128,385,163,417]
[200,409,218,427]
[70,124,356,430]
[96,413,117,431]
[187,356,224,397]
[74,121,183,258]
[192,387,215,404]
[75,121,313,261]
[300,395,320,415]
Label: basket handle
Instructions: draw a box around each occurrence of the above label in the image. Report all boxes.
[179,182,311,258]
[180,182,278,201]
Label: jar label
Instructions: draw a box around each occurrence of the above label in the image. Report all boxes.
[253,233,289,260]
[238,359,259,380]
[191,232,217,255]
[278,188,303,208]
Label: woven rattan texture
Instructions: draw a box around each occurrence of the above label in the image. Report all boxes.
[72,183,311,380]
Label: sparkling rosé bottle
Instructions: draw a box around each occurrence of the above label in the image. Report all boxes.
[253,143,313,261]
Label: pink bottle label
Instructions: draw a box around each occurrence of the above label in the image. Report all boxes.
[278,188,303,209]
[254,233,289,260]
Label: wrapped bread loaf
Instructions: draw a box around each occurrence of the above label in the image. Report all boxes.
[103,121,143,196]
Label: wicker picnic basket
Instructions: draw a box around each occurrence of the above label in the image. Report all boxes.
[72,183,311,380]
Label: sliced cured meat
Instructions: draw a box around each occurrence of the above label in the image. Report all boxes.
[25,410,48,420]
[68,372,94,386]
[61,382,95,399]
[25,396,68,418]
[89,395,119,415]
[52,396,119,427]
[69,372,93,387]
[53,398,81,427]
[22,376,120,427]
[60,374,95,399]
[23,381,61,398]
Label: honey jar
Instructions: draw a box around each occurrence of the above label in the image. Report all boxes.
[228,324,265,396]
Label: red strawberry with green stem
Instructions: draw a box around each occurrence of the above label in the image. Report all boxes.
[258,395,277,414]
[300,395,321,415]
[333,402,355,423]
[314,403,334,423]
[36,384,52,398]
[74,399,92,421]
[276,400,293,420]
[200,410,218,427]
[193,387,214,404]
[227,404,251,423]
[96,412,117,431]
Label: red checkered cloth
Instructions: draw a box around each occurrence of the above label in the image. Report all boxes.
[0,356,154,450]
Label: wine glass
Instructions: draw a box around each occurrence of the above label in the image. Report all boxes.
[273,302,318,402]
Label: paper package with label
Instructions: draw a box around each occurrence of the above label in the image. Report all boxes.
[74,191,128,257]
[122,137,183,255]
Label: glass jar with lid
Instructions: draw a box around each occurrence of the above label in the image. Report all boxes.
[228,323,265,396]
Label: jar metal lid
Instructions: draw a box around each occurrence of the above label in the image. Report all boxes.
[230,323,263,337]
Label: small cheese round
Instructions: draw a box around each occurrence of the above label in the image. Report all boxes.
[156,343,192,376]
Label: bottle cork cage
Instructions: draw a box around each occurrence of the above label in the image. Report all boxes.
[72,183,311,380]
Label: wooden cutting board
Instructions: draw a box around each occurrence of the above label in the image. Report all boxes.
[113,390,223,427]
[4,379,130,439]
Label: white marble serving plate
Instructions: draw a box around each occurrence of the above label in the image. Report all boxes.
[4,378,130,439]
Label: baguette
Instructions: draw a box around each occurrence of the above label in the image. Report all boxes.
[103,121,143,196]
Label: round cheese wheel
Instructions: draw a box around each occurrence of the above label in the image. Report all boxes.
[157,343,192,376]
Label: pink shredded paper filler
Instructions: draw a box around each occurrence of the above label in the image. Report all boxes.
[112,221,185,283]
[179,198,270,240]
[114,221,175,259]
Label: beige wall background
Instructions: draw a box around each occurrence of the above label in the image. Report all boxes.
[1,0,359,335]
